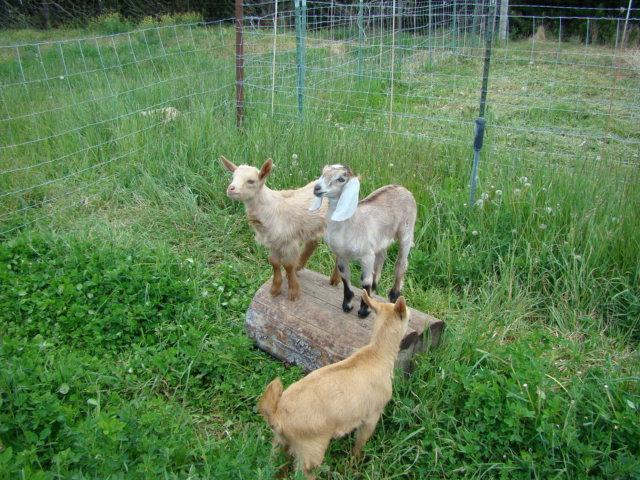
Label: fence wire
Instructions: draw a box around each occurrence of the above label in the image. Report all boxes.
[0,2,639,234]
[241,0,640,199]
[0,19,236,234]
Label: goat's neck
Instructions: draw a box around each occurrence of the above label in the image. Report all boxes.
[244,187,277,216]
[369,321,404,369]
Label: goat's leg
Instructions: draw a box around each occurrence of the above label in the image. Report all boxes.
[294,436,330,480]
[372,250,387,293]
[284,263,300,301]
[337,258,354,313]
[357,254,376,318]
[269,256,283,297]
[389,238,412,302]
[352,412,381,459]
[296,239,319,271]
[329,256,341,286]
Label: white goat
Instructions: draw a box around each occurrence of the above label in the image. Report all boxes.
[220,156,339,300]
[259,291,411,479]
[310,164,416,318]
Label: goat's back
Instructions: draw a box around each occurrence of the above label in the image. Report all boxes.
[271,348,392,439]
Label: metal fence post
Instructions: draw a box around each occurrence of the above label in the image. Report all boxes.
[469,0,496,206]
[235,0,244,128]
[388,0,396,130]
[622,0,633,48]
[358,0,364,79]
[294,0,307,117]
[270,0,279,116]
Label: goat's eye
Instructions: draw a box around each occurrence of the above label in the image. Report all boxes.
[247,180,255,185]
[337,177,346,183]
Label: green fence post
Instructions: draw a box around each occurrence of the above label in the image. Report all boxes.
[358,0,364,79]
[294,0,306,117]
[428,0,433,64]
[452,0,457,51]
[469,0,496,206]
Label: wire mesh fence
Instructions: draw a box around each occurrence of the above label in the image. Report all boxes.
[0,1,639,234]
[241,1,640,201]
[0,18,237,234]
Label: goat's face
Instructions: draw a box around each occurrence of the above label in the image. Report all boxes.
[220,156,272,202]
[313,164,354,199]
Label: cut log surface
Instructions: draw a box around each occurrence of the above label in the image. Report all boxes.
[246,269,445,373]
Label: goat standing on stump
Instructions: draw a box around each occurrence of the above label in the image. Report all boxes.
[220,156,339,300]
[309,164,417,318]
[258,291,411,479]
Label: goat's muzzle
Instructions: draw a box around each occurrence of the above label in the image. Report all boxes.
[313,183,324,197]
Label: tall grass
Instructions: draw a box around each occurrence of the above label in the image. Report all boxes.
[0,16,639,479]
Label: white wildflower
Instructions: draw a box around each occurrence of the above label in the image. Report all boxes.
[59,75,64,80]
[604,384,609,389]
[481,192,489,201]
[519,176,528,184]
[523,383,528,388]
[291,153,298,161]
[389,163,394,167]
[539,223,547,230]
[339,126,344,131]
[128,367,133,374]
[573,254,582,261]
[545,207,553,214]
[475,199,484,209]
[511,229,517,234]
[524,182,531,189]
[463,203,468,207]
[495,189,502,196]
[472,230,479,236]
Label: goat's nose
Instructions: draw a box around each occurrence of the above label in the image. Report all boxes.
[313,184,321,193]
[228,185,236,191]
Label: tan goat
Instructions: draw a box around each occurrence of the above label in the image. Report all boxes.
[220,156,339,300]
[258,290,411,479]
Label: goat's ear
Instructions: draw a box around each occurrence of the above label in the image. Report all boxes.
[220,156,237,172]
[394,296,407,317]
[259,159,273,180]
[331,177,360,222]
[309,195,323,212]
[361,289,379,313]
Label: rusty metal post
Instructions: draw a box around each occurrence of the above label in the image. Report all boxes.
[235,0,244,127]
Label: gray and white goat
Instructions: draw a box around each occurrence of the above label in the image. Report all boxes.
[310,165,416,318]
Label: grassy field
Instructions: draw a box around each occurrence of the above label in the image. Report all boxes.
[1,13,639,479]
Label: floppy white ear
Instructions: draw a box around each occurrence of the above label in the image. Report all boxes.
[331,177,360,221]
[309,195,323,212]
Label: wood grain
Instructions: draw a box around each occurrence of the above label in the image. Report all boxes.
[246,269,445,373]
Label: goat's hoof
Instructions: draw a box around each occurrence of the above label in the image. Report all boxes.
[342,303,353,313]
[357,307,371,319]
[270,286,282,297]
[288,290,300,301]
[388,290,400,302]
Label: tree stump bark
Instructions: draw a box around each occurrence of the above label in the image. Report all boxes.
[246,269,445,373]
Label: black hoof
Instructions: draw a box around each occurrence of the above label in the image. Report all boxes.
[389,290,400,302]
[357,307,371,318]
[342,302,353,313]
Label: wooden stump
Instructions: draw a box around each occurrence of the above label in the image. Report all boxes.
[246,269,445,373]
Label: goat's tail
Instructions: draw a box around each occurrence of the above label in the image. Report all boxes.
[258,378,284,427]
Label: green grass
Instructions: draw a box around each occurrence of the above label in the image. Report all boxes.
[1,15,639,479]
